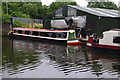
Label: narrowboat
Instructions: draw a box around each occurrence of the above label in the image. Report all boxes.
[87,29,120,51]
[8,28,81,45]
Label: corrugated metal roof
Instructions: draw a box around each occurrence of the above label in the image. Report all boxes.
[67,5,119,18]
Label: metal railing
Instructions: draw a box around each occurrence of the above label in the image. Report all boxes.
[11,17,43,29]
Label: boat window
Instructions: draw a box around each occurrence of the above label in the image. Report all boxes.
[40,32,49,37]
[40,32,67,38]
[113,36,120,43]
[29,31,32,35]
[18,30,22,34]
[68,7,76,17]
[22,30,25,34]
[14,29,16,33]
[32,31,39,36]
[14,29,18,33]
[25,31,29,35]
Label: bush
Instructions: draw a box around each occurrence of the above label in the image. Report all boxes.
[34,23,43,29]
[2,12,11,24]
[11,11,30,18]
[12,21,22,27]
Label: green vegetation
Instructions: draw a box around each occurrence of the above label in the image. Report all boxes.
[2,11,11,24]
[12,21,43,29]
[48,2,78,15]
[87,1,119,10]
[12,21,23,27]
[2,1,119,24]
[2,1,77,24]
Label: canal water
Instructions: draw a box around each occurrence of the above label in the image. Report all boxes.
[2,36,120,78]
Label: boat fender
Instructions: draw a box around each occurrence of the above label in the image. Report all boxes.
[80,34,82,38]
[8,31,13,35]
[79,39,82,42]
[87,37,94,44]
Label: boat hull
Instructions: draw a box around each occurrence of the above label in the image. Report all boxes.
[67,39,81,45]
[8,28,82,45]
[9,33,81,45]
[9,33,67,44]
[87,43,120,52]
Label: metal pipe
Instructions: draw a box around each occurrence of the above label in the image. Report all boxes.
[6,0,8,15]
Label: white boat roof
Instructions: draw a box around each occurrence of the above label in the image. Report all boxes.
[13,28,75,32]
[103,29,120,34]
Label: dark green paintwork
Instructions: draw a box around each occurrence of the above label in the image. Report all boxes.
[68,32,77,40]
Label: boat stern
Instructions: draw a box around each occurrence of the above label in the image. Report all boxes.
[8,31,13,35]
[67,39,81,45]
[87,36,94,46]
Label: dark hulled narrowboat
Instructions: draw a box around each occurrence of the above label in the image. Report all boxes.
[8,28,81,45]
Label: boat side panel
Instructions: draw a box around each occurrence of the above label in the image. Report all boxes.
[13,33,67,41]
[9,34,67,44]
[92,43,120,50]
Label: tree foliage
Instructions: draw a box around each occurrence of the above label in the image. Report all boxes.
[2,2,42,24]
[2,1,119,24]
[2,1,78,24]
[2,11,11,24]
[49,2,78,14]
[87,1,118,10]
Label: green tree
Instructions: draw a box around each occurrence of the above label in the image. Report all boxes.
[11,11,30,18]
[22,3,39,18]
[42,5,49,18]
[8,2,21,14]
[36,2,43,18]
[2,1,78,24]
[48,2,78,15]
[2,2,43,19]
[2,11,11,24]
[87,1,118,10]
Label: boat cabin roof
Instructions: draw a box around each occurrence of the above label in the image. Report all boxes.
[103,29,120,34]
[13,28,74,32]
[110,29,120,31]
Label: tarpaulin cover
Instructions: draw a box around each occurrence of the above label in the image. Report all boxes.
[51,20,69,29]
[51,16,86,29]
[76,16,87,28]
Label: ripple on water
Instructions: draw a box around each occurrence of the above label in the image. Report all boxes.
[2,37,120,78]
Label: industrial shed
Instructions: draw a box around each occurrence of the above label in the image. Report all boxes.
[47,5,120,37]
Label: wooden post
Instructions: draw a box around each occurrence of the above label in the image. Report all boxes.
[10,17,13,31]
[32,20,33,29]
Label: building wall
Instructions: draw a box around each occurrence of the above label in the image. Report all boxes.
[97,17,119,36]
[76,8,120,37]
[77,9,98,36]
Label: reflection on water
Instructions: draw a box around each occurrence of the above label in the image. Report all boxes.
[2,37,120,78]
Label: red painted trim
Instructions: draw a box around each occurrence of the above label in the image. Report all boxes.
[90,43,120,50]
[13,33,67,40]
[67,42,81,45]
[9,31,13,34]
[68,45,81,47]
[110,29,120,31]
[13,28,69,32]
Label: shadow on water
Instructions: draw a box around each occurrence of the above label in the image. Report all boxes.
[86,47,120,77]
[2,36,120,78]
